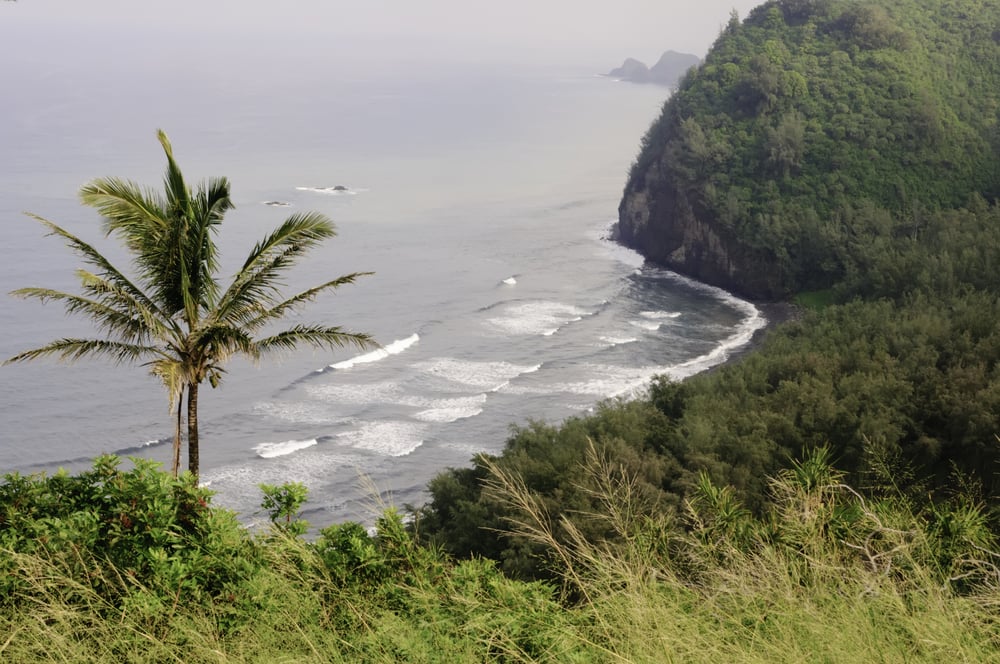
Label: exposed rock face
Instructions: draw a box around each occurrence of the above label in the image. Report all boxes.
[617,148,786,301]
[608,51,700,87]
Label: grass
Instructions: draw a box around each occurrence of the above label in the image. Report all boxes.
[2,450,999,662]
[793,289,838,311]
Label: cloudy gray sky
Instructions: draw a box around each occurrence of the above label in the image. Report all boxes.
[3,1,765,67]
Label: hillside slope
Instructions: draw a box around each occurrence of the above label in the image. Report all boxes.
[618,0,1000,299]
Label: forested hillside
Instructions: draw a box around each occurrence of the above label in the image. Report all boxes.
[419,0,1000,580]
[618,0,1000,298]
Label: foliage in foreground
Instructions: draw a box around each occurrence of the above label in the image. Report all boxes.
[2,453,1000,662]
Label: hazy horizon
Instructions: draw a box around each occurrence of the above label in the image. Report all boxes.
[2,1,764,69]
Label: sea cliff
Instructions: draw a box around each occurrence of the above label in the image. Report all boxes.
[617,0,1000,301]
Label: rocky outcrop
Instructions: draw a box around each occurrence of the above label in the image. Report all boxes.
[608,58,651,81]
[608,51,700,87]
[648,51,701,86]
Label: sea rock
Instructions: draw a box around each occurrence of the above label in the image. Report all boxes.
[608,58,650,82]
[648,50,701,86]
[608,51,700,87]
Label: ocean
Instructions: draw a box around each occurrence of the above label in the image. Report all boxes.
[0,47,764,527]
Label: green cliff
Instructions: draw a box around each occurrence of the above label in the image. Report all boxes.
[618,0,1000,299]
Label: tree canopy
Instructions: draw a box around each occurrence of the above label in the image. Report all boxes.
[620,0,1000,298]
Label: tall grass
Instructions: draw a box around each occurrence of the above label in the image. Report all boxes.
[482,443,1000,663]
[3,450,999,662]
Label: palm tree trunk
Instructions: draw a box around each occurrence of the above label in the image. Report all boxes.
[171,387,183,477]
[187,381,199,479]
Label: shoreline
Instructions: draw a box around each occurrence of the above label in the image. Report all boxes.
[706,299,800,376]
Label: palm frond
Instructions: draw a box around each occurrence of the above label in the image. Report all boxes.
[238,212,336,273]
[145,358,186,409]
[76,270,177,341]
[79,177,169,244]
[24,213,170,322]
[4,338,159,365]
[157,129,192,219]
[241,272,373,331]
[213,213,342,325]
[193,324,260,364]
[255,324,375,356]
[190,175,233,307]
[11,287,153,343]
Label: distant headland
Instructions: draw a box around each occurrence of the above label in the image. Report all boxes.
[607,50,701,87]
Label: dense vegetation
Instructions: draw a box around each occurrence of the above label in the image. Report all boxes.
[420,0,1000,581]
[5,0,1000,660]
[2,451,999,661]
[619,0,1000,297]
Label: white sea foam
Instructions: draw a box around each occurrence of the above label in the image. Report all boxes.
[632,267,767,379]
[502,276,517,285]
[665,307,766,380]
[639,310,682,320]
[254,438,318,459]
[630,320,661,331]
[487,301,591,336]
[337,421,424,457]
[305,381,402,405]
[502,364,660,400]
[411,393,487,423]
[599,336,639,347]
[253,399,356,424]
[328,333,419,370]
[412,357,541,391]
[590,219,645,268]
[262,200,292,207]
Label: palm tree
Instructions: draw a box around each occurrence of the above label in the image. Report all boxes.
[6,130,374,479]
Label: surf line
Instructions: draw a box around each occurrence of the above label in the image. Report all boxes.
[326,333,420,371]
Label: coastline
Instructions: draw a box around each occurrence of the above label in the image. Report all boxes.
[706,299,800,376]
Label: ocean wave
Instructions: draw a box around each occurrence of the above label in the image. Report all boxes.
[639,310,682,320]
[590,219,645,268]
[599,336,639,347]
[113,437,170,456]
[328,333,419,370]
[503,363,659,400]
[305,380,402,405]
[253,399,358,424]
[630,320,661,331]
[337,421,424,457]
[254,438,318,459]
[410,393,488,423]
[664,307,766,380]
[487,301,591,336]
[412,357,541,391]
[262,200,292,207]
[634,266,767,378]
[502,276,517,285]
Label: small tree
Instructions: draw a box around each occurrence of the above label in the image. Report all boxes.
[6,130,375,479]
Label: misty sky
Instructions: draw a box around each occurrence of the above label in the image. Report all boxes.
[2,1,765,68]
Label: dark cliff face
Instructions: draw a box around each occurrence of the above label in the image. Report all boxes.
[617,116,788,301]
